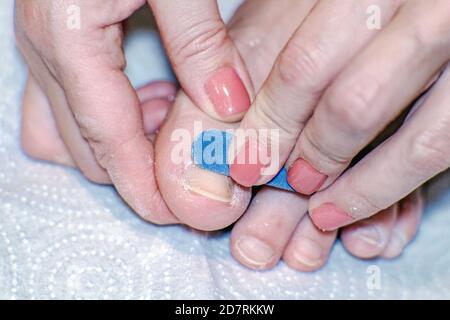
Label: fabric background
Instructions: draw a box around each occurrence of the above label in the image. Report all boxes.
[1,0,449,299]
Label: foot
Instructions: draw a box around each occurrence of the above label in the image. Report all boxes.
[21,0,425,271]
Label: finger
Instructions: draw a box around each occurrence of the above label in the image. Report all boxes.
[309,66,450,231]
[148,0,253,122]
[16,0,178,224]
[341,205,397,259]
[283,214,337,272]
[230,0,402,187]
[20,57,112,184]
[381,189,423,259]
[227,0,317,90]
[22,77,174,168]
[62,61,179,224]
[230,188,308,270]
[289,0,450,194]
[21,73,75,167]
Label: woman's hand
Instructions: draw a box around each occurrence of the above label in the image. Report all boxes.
[230,0,450,231]
[15,0,253,223]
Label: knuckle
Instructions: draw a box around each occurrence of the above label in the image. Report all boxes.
[276,37,328,95]
[325,81,380,136]
[251,93,300,141]
[406,2,450,50]
[169,17,228,65]
[301,129,350,173]
[80,165,110,185]
[348,182,385,219]
[407,129,450,177]
[73,114,121,169]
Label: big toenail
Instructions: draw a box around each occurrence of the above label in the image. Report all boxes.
[184,165,233,202]
[235,236,274,268]
[355,225,384,248]
[293,237,323,267]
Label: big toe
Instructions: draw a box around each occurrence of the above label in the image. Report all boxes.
[155,93,251,231]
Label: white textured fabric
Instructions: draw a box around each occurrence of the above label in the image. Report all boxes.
[1,0,450,300]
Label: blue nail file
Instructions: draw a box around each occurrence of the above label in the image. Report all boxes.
[192,130,294,192]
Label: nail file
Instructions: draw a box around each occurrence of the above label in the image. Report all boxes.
[192,130,294,192]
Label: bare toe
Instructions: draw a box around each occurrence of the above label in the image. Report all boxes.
[230,188,308,270]
[155,93,252,231]
[283,215,337,272]
[341,205,397,259]
[381,190,423,259]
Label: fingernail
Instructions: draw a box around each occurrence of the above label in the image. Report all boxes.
[184,165,233,202]
[205,67,250,117]
[229,141,264,187]
[235,236,274,268]
[288,158,327,195]
[293,237,323,267]
[311,203,353,231]
[355,225,384,248]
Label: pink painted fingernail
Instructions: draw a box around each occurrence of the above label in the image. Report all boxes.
[230,141,264,187]
[310,203,353,231]
[205,67,250,117]
[287,158,327,195]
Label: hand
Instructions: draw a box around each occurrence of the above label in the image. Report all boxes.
[16,0,183,223]
[15,0,253,223]
[20,0,424,269]
[148,0,254,122]
[229,0,450,231]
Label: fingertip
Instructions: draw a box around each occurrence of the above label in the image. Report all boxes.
[204,67,251,122]
[310,203,354,231]
[287,158,327,195]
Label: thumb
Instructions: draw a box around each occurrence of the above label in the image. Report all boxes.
[149,0,253,122]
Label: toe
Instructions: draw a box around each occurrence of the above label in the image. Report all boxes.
[155,93,252,231]
[230,188,308,270]
[341,205,397,259]
[137,81,176,134]
[21,74,75,167]
[283,215,337,272]
[381,190,423,259]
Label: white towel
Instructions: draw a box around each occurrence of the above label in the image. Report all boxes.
[1,0,449,299]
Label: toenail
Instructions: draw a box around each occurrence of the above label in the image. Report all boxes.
[184,165,233,202]
[383,231,407,258]
[235,236,274,268]
[355,225,384,248]
[293,237,323,267]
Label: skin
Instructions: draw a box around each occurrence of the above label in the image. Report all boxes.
[230,0,450,233]
[19,0,425,271]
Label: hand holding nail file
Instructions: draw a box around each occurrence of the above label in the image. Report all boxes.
[192,130,294,192]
